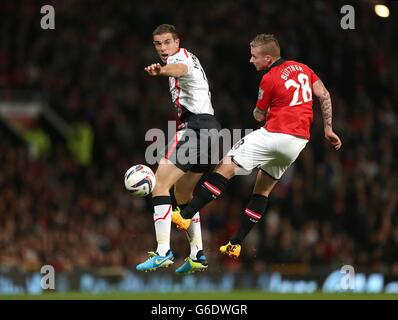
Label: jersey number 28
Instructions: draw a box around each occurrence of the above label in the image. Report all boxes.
[284,73,312,106]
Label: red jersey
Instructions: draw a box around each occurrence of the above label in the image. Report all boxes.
[256,58,320,139]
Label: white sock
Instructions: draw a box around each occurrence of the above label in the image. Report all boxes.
[153,204,172,256]
[187,212,203,260]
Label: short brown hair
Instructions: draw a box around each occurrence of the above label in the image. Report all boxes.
[152,24,179,40]
[250,34,280,57]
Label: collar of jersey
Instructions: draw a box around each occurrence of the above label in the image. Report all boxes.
[263,57,285,74]
[169,47,182,58]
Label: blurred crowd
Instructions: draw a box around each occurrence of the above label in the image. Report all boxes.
[1,0,398,274]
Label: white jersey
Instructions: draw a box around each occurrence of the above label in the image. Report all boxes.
[167,48,214,118]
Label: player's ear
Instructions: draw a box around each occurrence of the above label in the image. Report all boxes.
[175,38,180,47]
[265,54,273,65]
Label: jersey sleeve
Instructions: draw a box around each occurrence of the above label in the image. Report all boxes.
[308,67,320,84]
[167,49,194,75]
[256,76,273,111]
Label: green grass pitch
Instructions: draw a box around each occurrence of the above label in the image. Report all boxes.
[1,291,398,300]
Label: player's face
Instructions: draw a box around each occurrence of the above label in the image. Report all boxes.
[153,33,180,63]
[250,46,273,71]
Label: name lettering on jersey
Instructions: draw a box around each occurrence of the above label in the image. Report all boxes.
[167,48,212,116]
[191,54,200,69]
[191,53,208,82]
[280,64,304,80]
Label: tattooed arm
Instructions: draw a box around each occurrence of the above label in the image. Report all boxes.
[312,80,342,150]
[313,80,333,129]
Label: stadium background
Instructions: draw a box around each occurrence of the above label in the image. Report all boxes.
[1,0,398,297]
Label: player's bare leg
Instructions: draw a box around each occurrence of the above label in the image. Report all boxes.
[221,169,278,258]
[252,169,278,196]
[152,158,186,197]
[173,172,208,273]
[214,156,240,179]
[136,158,185,272]
[174,171,202,204]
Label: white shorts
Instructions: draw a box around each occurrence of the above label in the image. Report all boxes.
[227,128,308,179]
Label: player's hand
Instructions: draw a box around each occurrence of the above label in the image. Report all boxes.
[144,63,162,76]
[324,128,342,150]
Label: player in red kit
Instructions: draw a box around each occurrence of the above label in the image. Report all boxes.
[172,34,342,258]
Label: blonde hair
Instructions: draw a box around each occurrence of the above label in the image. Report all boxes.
[250,34,280,58]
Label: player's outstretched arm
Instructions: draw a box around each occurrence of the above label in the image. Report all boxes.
[312,80,342,150]
[144,63,188,77]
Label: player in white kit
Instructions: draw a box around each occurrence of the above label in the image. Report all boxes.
[136,24,221,273]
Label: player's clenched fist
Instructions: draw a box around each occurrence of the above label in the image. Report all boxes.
[144,63,162,76]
